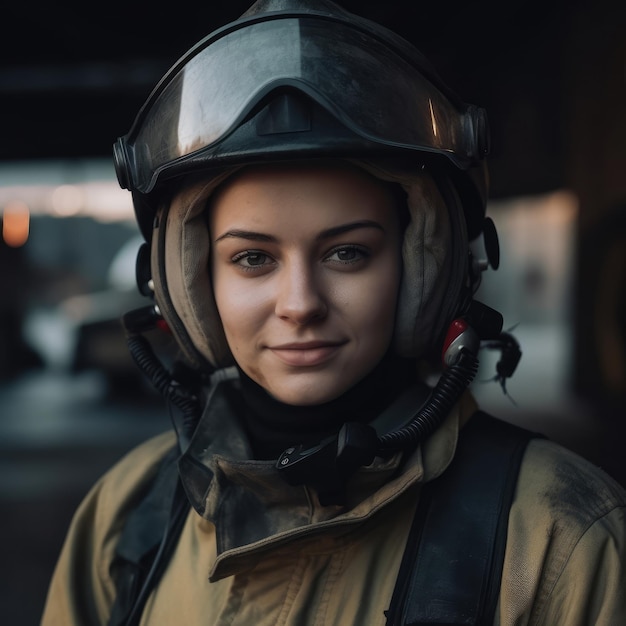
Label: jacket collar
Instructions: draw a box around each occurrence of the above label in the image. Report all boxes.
[177,369,474,580]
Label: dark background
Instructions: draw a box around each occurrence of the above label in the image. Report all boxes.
[3,0,626,404]
[1,1,625,623]
[2,0,622,200]
[0,0,582,198]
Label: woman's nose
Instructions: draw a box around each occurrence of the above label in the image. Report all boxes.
[274,262,328,325]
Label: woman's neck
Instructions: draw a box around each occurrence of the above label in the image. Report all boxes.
[237,353,415,459]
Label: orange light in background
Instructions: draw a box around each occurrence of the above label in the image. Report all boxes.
[2,200,30,247]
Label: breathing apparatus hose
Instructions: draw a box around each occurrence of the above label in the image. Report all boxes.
[123,304,483,487]
[378,350,479,452]
[122,307,201,450]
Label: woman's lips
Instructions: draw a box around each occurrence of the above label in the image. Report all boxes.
[269,341,345,367]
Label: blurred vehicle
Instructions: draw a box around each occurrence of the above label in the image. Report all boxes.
[59,235,161,397]
[24,232,177,398]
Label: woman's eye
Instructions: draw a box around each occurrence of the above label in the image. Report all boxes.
[325,245,369,264]
[232,251,272,269]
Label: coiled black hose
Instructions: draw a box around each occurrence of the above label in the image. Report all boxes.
[126,333,200,448]
[378,351,479,451]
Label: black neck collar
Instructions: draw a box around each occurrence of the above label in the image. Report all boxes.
[236,353,415,459]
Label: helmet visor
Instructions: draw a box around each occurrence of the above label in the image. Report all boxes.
[121,15,479,193]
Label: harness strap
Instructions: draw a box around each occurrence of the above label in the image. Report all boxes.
[107,446,189,626]
[108,412,536,626]
[385,412,537,626]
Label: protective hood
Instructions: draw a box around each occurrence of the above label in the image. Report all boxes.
[151,159,467,370]
[114,0,491,370]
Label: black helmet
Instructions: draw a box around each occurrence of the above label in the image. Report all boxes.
[117,0,499,373]
[114,0,489,243]
[116,2,511,474]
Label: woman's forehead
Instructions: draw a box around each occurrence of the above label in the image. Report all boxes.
[209,161,401,222]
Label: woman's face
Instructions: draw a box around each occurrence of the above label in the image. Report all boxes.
[209,163,403,406]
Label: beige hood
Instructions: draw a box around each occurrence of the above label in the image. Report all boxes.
[150,159,469,371]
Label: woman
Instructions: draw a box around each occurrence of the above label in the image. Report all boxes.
[42,1,626,624]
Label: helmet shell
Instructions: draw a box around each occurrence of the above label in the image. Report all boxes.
[114,0,489,242]
[116,0,491,371]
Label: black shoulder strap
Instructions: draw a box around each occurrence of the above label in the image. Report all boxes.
[107,445,190,626]
[385,412,539,626]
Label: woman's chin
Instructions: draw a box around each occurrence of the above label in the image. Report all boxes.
[263,372,351,407]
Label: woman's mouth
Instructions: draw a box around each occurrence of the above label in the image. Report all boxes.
[268,341,345,367]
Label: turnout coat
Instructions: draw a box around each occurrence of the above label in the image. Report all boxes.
[41,381,626,625]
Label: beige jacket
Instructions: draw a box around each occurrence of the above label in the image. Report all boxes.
[41,380,626,626]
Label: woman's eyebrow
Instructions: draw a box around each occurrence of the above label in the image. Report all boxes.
[214,220,384,244]
[214,229,276,243]
[317,220,385,240]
